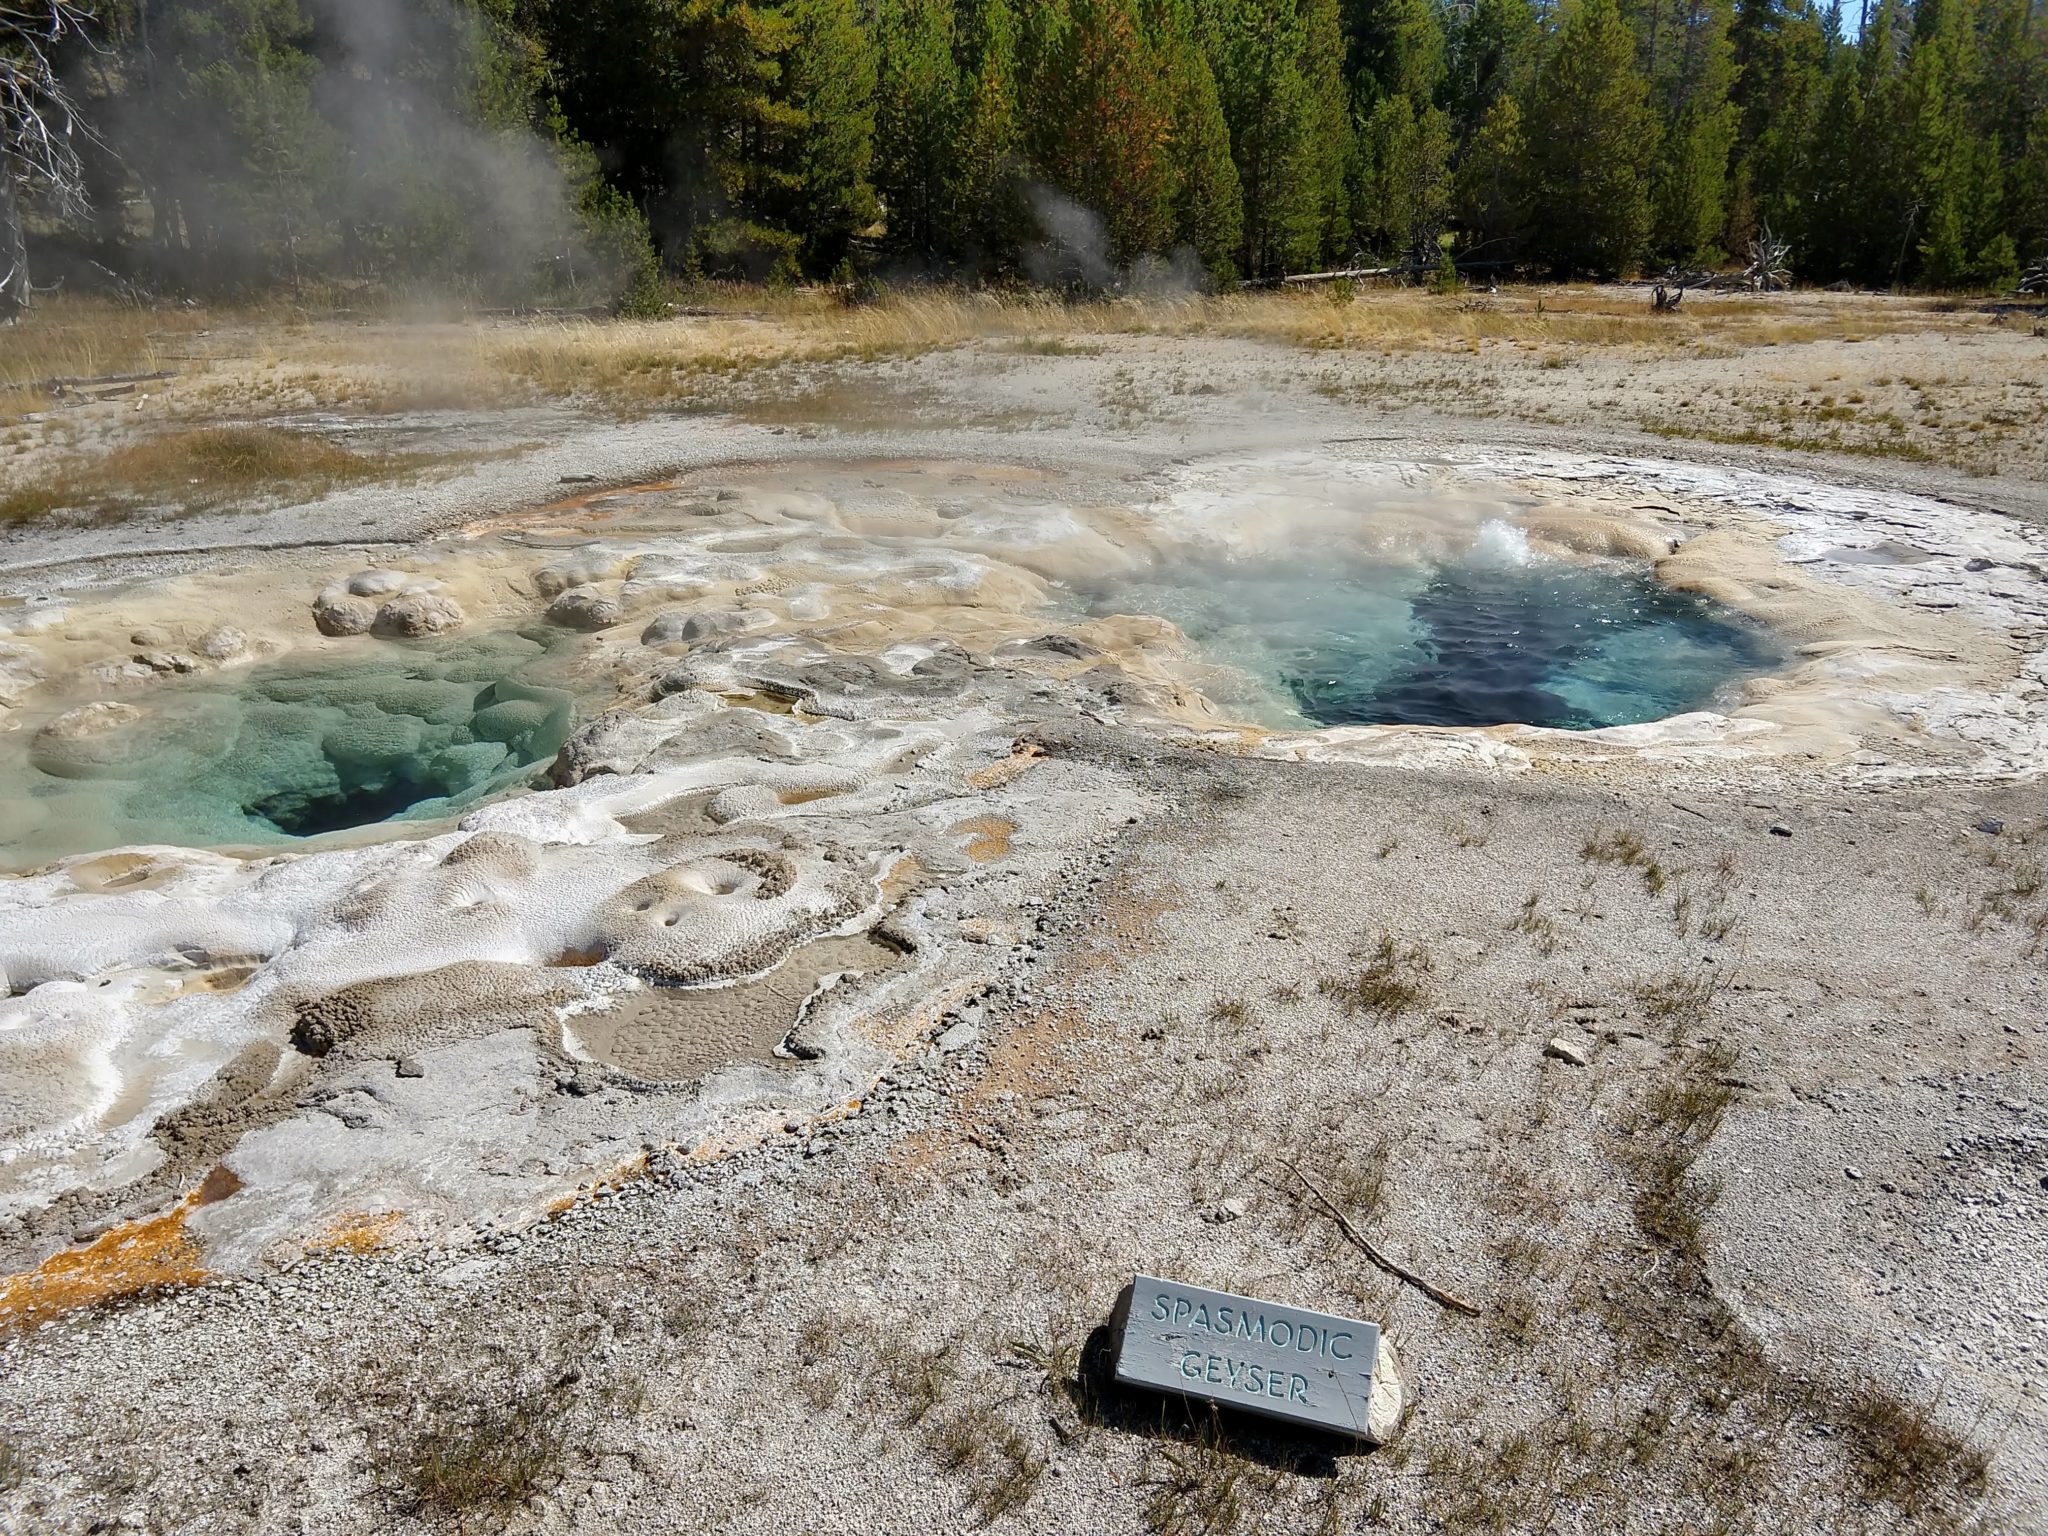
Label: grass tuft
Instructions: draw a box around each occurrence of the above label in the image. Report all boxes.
[928,1401,1047,1524]
[393,1389,568,1523]
[0,426,482,526]
[1143,1411,1280,1536]
[1318,932,1433,1021]
[1837,1378,1992,1515]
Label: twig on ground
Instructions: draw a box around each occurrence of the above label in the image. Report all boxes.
[1272,1159,1481,1317]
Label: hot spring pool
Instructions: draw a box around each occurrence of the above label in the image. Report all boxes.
[1074,534,1780,731]
[0,629,588,868]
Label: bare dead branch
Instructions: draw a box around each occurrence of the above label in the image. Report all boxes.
[1271,1158,1483,1317]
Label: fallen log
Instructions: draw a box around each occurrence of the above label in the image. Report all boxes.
[36,369,177,392]
[1282,265,1403,286]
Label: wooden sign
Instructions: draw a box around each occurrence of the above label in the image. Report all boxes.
[1114,1273,1389,1438]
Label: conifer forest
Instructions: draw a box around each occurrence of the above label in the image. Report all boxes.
[4,0,2046,307]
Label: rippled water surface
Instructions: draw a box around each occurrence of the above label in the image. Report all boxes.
[0,628,588,867]
[1076,534,1780,731]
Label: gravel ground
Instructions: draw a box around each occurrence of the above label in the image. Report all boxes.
[3,737,2043,1535]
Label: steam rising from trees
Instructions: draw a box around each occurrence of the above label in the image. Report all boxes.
[2,0,2044,307]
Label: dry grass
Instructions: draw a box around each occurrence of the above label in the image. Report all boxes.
[1633,966,1729,1033]
[190,289,1185,415]
[1581,825,1675,896]
[879,1336,958,1428]
[3,283,2032,525]
[1621,1039,1738,1250]
[927,1400,1047,1524]
[1508,892,1562,955]
[0,425,492,526]
[0,295,214,413]
[1207,285,1964,355]
[394,1390,567,1524]
[1318,932,1433,1021]
[2,283,1985,422]
[1142,1410,1283,1536]
[1837,1378,1993,1515]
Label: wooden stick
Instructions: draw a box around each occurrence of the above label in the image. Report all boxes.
[1276,1159,1481,1317]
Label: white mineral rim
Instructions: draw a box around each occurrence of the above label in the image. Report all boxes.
[0,445,2042,1270]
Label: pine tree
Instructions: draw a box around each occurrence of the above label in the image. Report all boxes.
[1346,0,1449,265]
[123,0,336,289]
[1726,0,1830,251]
[1646,0,1739,261]
[873,0,961,265]
[952,0,1029,267]
[1152,0,1246,278]
[1454,91,1529,251]
[1355,93,1453,261]
[1210,0,1324,276]
[1344,0,1448,106]
[1522,0,1661,275]
[1446,0,1537,136]
[1798,9,1874,280]
[537,0,796,275]
[1029,0,1177,265]
[1301,0,1357,262]
[776,0,880,273]
[2017,116,2048,270]
[1897,0,2018,286]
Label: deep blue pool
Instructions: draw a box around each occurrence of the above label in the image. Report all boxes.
[1075,537,1780,731]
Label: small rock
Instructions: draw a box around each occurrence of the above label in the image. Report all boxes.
[935,1020,980,1054]
[559,474,599,485]
[1845,1166,1863,1180]
[557,1068,604,1098]
[135,650,200,674]
[197,626,247,660]
[547,585,623,631]
[1975,818,2006,836]
[346,569,413,598]
[395,1058,425,1079]
[534,555,626,599]
[312,592,377,637]
[128,626,172,648]
[1219,1196,1248,1221]
[372,592,466,638]
[1768,823,1793,837]
[0,641,45,707]
[1544,1036,1592,1067]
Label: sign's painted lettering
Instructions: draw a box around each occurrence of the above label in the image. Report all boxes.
[1115,1274,1384,1437]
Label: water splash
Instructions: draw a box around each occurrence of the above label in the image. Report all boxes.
[1468,519,1534,568]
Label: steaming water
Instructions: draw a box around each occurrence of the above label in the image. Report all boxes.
[0,629,589,869]
[1076,523,1779,731]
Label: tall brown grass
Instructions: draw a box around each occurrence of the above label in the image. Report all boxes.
[0,295,214,413]
[1,284,1972,421]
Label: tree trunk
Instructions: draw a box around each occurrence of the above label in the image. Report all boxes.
[0,157,28,324]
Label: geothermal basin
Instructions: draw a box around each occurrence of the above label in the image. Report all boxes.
[0,446,2043,1267]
